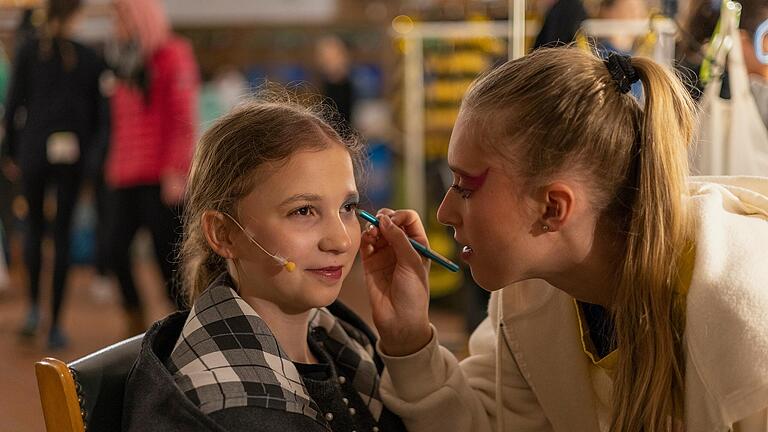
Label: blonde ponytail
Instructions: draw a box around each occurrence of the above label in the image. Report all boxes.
[610,57,695,432]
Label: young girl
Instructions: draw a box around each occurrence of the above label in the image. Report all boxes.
[362,47,768,431]
[122,99,405,432]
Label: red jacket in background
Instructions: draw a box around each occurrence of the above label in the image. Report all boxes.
[106,36,198,189]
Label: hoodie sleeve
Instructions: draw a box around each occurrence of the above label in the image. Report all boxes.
[378,291,550,432]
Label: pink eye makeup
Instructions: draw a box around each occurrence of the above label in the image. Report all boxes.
[450,168,489,199]
[458,169,489,189]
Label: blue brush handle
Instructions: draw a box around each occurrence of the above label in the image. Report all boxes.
[358,209,460,272]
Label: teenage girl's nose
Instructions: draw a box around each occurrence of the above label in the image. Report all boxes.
[437,190,461,228]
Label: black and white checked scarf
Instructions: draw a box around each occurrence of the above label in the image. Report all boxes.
[166,275,383,426]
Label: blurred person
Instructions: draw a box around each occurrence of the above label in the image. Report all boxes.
[104,0,199,334]
[680,0,721,99]
[534,0,588,48]
[597,0,649,53]
[315,35,355,126]
[739,0,768,127]
[16,9,41,49]
[684,0,768,180]
[0,0,110,349]
[122,98,406,432]
[682,0,768,106]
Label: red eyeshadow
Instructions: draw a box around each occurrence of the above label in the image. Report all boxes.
[460,168,489,189]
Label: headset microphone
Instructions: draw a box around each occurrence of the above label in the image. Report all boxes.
[222,213,296,272]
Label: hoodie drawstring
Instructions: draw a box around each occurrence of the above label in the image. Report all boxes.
[495,289,505,431]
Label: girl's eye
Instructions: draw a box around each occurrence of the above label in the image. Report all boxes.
[342,202,359,213]
[290,205,317,217]
[450,183,473,199]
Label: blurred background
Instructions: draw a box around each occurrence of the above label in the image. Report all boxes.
[0,0,766,429]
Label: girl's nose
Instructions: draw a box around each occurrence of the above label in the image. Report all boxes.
[318,216,354,253]
[437,191,460,228]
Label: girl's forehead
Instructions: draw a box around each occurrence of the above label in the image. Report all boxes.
[244,145,357,204]
[247,141,352,176]
[276,144,353,174]
[448,124,490,169]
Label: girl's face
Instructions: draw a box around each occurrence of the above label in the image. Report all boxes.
[437,112,545,291]
[231,141,361,313]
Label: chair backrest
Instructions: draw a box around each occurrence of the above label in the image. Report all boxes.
[35,334,144,432]
[35,358,85,432]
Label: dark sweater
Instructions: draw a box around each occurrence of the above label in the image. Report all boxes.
[122,302,405,432]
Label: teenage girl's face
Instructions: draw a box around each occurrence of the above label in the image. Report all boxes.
[437,112,543,291]
[232,142,360,314]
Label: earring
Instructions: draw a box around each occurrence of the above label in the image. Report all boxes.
[541,224,550,232]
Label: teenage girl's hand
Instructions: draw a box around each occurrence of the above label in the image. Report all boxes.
[360,208,433,357]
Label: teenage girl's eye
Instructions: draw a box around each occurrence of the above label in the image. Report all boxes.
[290,205,317,217]
[450,183,473,199]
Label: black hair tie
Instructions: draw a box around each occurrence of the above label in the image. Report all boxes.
[604,53,640,94]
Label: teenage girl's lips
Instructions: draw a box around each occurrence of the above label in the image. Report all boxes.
[460,245,474,261]
[306,266,344,281]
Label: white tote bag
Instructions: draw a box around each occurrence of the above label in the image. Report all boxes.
[693,3,768,176]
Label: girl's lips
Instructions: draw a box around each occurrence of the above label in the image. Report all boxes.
[306,266,343,280]
[460,245,474,261]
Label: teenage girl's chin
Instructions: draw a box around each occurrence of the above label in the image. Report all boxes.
[303,275,346,304]
[468,266,507,293]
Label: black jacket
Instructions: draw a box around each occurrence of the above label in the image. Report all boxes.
[122,302,406,432]
[1,37,109,178]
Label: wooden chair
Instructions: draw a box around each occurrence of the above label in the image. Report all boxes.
[35,334,143,432]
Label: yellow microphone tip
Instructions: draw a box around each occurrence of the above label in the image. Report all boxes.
[284,261,296,272]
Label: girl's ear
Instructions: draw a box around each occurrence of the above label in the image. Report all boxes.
[201,210,238,259]
[538,182,574,233]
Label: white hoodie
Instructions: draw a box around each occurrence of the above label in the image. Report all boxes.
[378,176,768,432]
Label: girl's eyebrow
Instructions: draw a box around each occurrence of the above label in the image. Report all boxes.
[279,193,321,207]
[279,191,360,207]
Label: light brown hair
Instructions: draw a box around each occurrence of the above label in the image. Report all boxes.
[180,93,364,306]
[463,47,695,431]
